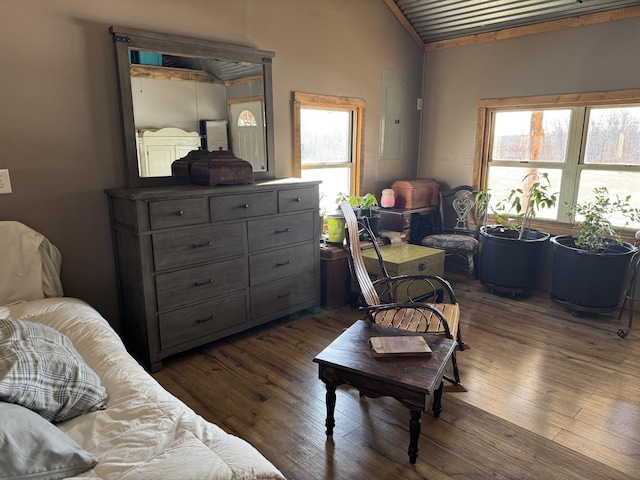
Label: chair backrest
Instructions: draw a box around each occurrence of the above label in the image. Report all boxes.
[341,201,459,307]
[340,201,383,307]
[438,185,485,238]
[341,201,460,341]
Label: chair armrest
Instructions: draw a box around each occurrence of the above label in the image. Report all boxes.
[372,274,457,304]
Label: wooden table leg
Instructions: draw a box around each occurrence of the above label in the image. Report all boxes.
[325,385,336,435]
[432,380,444,418]
[408,409,421,463]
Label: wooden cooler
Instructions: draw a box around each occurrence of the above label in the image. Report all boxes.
[391,178,440,209]
[320,244,351,309]
[358,244,445,303]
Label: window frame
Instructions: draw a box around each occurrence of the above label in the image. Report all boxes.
[293,91,365,197]
[473,89,640,241]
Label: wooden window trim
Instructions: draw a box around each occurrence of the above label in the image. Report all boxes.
[473,88,640,243]
[293,92,366,195]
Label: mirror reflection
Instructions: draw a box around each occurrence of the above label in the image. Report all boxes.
[129,50,267,177]
[110,26,275,187]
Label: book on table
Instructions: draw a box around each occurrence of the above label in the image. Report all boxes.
[369,335,432,358]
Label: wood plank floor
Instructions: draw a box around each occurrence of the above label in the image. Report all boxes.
[153,274,640,480]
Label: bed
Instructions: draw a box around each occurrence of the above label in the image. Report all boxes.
[0,221,286,480]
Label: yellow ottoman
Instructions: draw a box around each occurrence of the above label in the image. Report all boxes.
[359,244,445,302]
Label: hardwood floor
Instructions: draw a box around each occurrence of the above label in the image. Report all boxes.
[153,274,640,479]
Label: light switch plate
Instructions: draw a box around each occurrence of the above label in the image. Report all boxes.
[0,169,12,194]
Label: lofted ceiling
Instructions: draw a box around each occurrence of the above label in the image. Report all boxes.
[384,0,640,49]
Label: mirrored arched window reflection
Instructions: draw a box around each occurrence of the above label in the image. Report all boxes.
[238,110,257,127]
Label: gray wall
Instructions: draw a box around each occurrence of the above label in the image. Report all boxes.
[419,17,640,292]
[420,16,640,188]
[0,0,424,329]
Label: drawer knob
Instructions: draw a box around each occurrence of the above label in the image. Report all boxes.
[176,210,185,216]
[295,197,301,202]
[192,241,213,248]
[277,292,292,298]
[242,204,250,209]
[275,228,291,234]
[194,279,214,286]
[276,260,291,266]
[419,262,427,271]
[196,314,216,323]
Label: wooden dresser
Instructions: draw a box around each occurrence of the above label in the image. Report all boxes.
[105,179,321,371]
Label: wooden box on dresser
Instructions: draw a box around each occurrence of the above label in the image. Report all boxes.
[105,179,321,372]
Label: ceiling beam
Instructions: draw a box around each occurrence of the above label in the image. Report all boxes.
[382,0,425,49]
[425,5,640,51]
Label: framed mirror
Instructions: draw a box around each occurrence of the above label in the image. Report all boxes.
[110,26,275,187]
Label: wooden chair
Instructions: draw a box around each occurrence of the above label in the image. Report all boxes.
[340,201,466,390]
[420,185,486,291]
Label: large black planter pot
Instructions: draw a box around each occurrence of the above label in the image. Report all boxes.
[550,235,636,315]
[480,226,550,295]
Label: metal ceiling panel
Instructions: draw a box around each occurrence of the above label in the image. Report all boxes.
[163,55,263,82]
[395,0,640,43]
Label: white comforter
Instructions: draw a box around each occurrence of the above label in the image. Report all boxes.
[2,298,285,480]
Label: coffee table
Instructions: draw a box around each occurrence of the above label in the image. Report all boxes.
[313,319,457,463]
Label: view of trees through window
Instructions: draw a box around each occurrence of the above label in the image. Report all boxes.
[300,109,351,164]
[294,92,364,219]
[486,105,640,229]
[492,109,570,163]
[299,107,356,216]
[584,107,640,165]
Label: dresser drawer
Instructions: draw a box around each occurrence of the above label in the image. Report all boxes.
[159,291,246,349]
[249,242,315,286]
[152,223,245,271]
[149,197,208,230]
[155,257,246,311]
[209,192,275,222]
[247,211,314,252]
[278,187,318,213]
[250,273,315,318]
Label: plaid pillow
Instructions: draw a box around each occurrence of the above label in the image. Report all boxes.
[0,318,108,423]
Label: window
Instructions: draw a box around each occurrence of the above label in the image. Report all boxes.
[475,90,640,233]
[237,109,257,127]
[293,92,365,216]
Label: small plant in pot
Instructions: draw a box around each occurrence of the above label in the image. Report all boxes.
[477,172,557,295]
[336,192,380,239]
[551,187,640,315]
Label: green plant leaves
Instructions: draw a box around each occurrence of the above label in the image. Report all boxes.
[477,172,558,240]
[567,187,640,252]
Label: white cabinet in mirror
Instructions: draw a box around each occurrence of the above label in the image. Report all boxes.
[136,128,201,177]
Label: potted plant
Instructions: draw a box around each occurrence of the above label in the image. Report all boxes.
[318,191,328,242]
[550,187,640,315]
[336,192,380,238]
[359,193,379,214]
[477,172,558,295]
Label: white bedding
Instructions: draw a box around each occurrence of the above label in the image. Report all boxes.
[2,297,286,480]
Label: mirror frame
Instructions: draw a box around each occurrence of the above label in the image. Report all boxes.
[110,26,275,187]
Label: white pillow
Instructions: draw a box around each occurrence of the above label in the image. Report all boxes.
[0,221,63,305]
[0,401,97,479]
[0,318,108,423]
